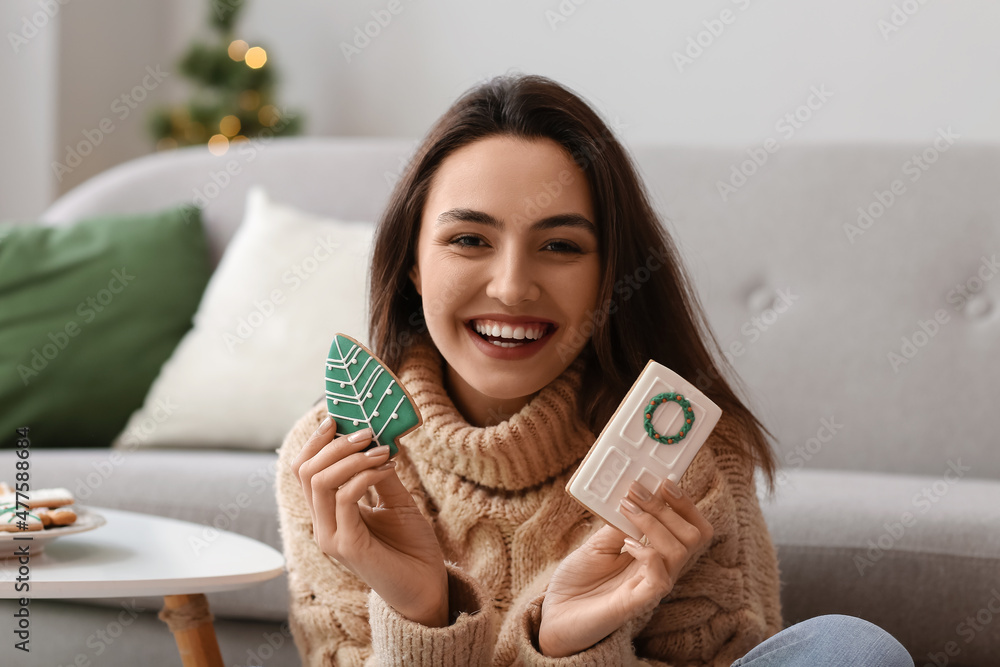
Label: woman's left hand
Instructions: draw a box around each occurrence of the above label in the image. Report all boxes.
[538,478,714,658]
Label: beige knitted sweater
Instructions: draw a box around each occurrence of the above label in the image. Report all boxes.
[275,336,783,666]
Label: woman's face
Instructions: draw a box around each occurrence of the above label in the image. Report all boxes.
[409,135,601,425]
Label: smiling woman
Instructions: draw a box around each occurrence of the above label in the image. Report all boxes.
[407,135,601,425]
[275,73,913,667]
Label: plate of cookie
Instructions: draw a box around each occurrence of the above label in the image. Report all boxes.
[0,484,106,557]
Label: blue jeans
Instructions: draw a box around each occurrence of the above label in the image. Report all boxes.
[731,614,914,666]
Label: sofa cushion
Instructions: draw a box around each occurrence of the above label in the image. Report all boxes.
[758,467,1000,667]
[111,186,373,451]
[0,205,211,448]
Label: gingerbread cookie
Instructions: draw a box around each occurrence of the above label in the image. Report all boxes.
[38,507,77,528]
[325,333,423,457]
[0,487,75,509]
[566,359,723,541]
[0,504,44,532]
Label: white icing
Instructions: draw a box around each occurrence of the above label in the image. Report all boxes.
[325,339,411,442]
[566,361,723,541]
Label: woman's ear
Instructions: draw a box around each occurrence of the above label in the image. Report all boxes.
[409,264,422,295]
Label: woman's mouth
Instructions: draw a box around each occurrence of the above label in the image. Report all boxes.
[463,318,558,359]
[469,319,553,346]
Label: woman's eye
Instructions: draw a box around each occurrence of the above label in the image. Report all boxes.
[545,240,582,254]
[449,235,485,248]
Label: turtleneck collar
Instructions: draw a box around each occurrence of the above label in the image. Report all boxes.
[395,334,596,491]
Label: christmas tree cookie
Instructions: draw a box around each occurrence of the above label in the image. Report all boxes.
[325,333,422,457]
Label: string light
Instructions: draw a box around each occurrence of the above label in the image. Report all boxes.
[219,115,241,137]
[227,39,249,61]
[207,134,229,156]
[244,46,267,69]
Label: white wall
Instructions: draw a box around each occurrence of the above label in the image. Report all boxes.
[0,1,57,220]
[3,0,999,219]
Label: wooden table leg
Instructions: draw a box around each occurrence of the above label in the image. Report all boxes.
[160,593,224,667]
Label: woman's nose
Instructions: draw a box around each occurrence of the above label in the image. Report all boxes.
[484,252,541,305]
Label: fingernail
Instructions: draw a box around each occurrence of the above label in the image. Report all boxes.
[660,478,683,498]
[315,416,334,434]
[620,497,641,514]
[375,460,396,471]
[364,444,390,458]
[629,481,652,502]
[624,536,643,550]
[348,428,373,443]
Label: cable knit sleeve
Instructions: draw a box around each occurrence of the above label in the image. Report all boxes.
[509,412,784,666]
[275,401,499,666]
[368,561,497,665]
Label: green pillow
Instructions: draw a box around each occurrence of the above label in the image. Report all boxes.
[0,204,211,448]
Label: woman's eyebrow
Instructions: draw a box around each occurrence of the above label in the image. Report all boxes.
[435,208,596,235]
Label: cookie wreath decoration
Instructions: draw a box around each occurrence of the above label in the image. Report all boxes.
[325,333,423,457]
[643,392,696,445]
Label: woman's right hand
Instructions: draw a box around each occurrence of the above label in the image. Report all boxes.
[291,416,449,627]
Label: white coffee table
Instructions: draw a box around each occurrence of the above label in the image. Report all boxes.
[0,506,285,667]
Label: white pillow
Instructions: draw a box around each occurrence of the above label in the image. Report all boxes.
[112,187,373,451]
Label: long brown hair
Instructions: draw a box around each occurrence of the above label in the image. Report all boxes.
[368,72,778,493]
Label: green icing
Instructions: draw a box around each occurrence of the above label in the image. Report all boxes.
[0,505,41,524]
[643,392,696,445]
[325,334,421,457]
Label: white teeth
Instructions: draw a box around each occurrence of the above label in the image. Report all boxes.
[471,319,550,341]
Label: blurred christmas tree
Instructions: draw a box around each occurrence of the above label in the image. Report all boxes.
[148,0,303,154]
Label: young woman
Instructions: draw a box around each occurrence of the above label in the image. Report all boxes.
[276,73,914,666]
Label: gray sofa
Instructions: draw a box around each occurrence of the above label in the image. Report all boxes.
[2,137,998,666]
